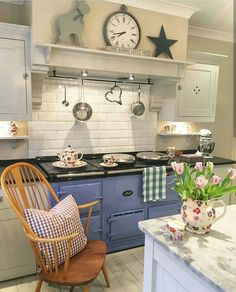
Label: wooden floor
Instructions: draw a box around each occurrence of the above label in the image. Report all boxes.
[0,247,144,292]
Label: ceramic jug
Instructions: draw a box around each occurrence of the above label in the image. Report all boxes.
[181,198,226,234]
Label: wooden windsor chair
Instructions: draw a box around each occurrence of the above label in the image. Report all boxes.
[0,162,110,292]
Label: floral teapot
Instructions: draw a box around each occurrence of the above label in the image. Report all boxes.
[57,145,83,166]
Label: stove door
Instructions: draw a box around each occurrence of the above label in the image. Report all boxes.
[107,208,144,242]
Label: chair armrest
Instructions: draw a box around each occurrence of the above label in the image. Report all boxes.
[78,200,99,236]
[77,200,99,209]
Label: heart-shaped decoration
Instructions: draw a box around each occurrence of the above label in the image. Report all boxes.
[105,84,122,105]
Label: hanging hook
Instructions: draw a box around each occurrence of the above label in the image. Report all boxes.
[138,83,141,102]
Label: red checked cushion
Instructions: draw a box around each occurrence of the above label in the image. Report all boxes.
[24,195,87,270]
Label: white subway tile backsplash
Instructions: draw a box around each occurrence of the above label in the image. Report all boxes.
[29,83,157,157]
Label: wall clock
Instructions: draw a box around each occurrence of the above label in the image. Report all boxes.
[103,5,141,49]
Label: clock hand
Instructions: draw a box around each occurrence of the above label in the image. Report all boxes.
[112,31,126,37]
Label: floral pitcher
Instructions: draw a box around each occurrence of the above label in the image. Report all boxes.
[181,198,226,234]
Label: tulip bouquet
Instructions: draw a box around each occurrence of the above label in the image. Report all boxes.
[171,161,236,201]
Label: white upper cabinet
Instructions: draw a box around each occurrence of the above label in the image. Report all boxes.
[158,62,219,122]
[0,23,31,121]
[177,63,219,121]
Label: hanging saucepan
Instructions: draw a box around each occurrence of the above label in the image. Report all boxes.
[131,84,145,116]
[73,79,92,122]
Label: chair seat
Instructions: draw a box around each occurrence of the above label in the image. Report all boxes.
[41,240,107,286]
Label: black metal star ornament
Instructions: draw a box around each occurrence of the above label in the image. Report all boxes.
[147,25,177,59]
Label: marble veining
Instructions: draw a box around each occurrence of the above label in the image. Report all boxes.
[139,205,236,292]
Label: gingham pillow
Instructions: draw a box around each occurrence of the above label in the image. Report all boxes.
[24,195,87,270]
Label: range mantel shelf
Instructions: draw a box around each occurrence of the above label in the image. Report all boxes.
[32,43,192,80]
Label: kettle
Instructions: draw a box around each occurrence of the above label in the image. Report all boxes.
[57,145,83,166]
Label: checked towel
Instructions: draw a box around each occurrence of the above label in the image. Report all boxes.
[143,166,167,202]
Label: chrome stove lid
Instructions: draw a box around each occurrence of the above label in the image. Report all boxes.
[102,153,135,164]
[136,151,168,161]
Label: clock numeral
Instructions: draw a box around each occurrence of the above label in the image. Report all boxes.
[111,36,115,41]
[130,39,135,43]
[122,17,125,23]
[128,19,131,25]
[116,17,120,23]
[110,30,114,33]
[115,41,119,46]
[132,34,137,36]
[131,26,137,29]
[111,23,116,26]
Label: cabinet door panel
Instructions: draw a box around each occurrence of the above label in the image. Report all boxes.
[58,181,102,214]
[108,209,144,241]
[0,38,27,115]
[104,174,143,212]
[177,64,218,118]
[81,215,102,240]
[148,203,181,219]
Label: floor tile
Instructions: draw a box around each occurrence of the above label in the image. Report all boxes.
[0,247,144,292]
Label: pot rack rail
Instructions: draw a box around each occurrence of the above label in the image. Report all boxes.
[46,70,153,86]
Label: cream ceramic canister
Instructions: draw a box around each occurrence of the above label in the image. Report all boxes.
[57,145,83,166]
[181,198,226,234]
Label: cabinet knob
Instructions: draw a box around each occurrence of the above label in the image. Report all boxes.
[23,73,29,80]
[178,85,182,90]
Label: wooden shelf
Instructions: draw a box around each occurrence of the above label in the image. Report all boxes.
[157,133,198,137]
[32,43,192,79]
[0,136,29,140]
[0,136,29,148]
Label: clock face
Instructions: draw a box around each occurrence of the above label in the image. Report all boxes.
[104,12,141,49]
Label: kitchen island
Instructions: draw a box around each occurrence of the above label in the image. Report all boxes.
[139,205,236,292]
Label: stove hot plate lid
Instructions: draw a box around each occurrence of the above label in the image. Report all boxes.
[102,153,135,164]
[136,151,168,161]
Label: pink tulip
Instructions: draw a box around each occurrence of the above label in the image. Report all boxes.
[195,162,203,171]
[211,175,220,185]
[195,175,208,189]
[228,168,236,180]
[171,161,184,175]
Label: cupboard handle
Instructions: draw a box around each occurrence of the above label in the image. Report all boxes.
[122,190,133,197]
[178,85,182,90]
[23,73,29,80]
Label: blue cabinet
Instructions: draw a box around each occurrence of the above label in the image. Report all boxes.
[51,178,103,241]
[103,174,146,252]
[49,173,181,253]
[147,174,181,219]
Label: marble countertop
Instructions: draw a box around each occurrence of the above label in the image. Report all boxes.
[139,205,236,292]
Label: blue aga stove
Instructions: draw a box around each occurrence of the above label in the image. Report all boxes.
[37,152,181,253]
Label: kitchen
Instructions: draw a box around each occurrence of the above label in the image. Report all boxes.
[0,0,235,291]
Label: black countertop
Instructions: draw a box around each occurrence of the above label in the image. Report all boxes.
[0,154,235,183]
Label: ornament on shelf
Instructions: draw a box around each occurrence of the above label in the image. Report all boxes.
[147,25,177,59]
[57,0,90,47]
[9,121,18,136]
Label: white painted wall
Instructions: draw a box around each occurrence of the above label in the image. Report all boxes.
[29,81,157,157]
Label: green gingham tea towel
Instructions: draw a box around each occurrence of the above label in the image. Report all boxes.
[143,166,166,202]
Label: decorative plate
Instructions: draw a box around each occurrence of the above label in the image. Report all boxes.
[52,160,87,169]
[100,162,118,168]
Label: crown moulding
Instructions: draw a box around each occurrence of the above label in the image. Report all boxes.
[188,25,234,43]
[105,0,200,19]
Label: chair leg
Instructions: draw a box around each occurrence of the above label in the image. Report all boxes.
[35,278,43,292]
[69,287,74,292]
[83,286,89,292]
[102,262,110,288]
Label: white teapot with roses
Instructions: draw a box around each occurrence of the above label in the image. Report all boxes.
[171,161,236,234]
